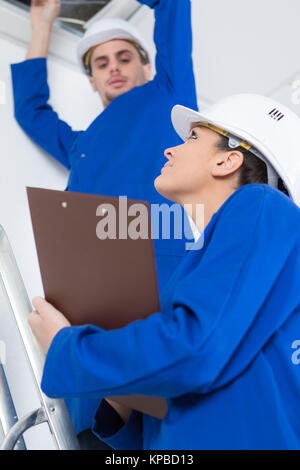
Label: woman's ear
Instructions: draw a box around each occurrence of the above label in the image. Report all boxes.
[212,151,244,177]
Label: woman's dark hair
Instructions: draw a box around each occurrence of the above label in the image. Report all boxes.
[215,134,289,197]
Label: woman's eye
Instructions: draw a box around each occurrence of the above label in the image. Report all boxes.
[188,130,197,140]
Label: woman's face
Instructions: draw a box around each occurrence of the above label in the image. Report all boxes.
[154,125,222,204]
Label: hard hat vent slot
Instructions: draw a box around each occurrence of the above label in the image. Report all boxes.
[268,108,285,122]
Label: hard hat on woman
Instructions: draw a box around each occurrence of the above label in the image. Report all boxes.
[171,94,300,206]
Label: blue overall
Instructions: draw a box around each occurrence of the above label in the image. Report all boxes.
[41,185,300,449]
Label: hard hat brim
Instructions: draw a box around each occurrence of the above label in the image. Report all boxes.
[171,105,211,141]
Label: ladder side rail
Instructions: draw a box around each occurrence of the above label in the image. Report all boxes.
[0,226,79,450]
[0,364,26,450]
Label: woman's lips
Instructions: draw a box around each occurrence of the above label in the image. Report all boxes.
[161,162,174,172]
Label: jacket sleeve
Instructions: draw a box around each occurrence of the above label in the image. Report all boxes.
[40,186,299,402]
[92,400,143,450]
[11,58,81,169]
[139,0,197,104]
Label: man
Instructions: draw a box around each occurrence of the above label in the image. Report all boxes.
[11,0,197,293]
[11,0,197,445]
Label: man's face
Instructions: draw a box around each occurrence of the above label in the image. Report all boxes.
[88,39,152,107]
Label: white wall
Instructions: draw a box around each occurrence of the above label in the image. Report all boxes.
[133,0,300,112]
[190,0,300,111]
[0,4,102,298]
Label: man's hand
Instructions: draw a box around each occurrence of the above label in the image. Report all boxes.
[28,296,71,355]
[30,0,61,31]
[26,0,61,59]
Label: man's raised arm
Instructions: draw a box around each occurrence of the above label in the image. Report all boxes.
[140,0,197,105]
[26,0,60,59]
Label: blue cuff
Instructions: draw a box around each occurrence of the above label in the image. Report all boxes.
[93,399,125,438]
[93,401,143,450]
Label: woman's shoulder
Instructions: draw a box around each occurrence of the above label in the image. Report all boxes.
[239,184,300,217]
[208,183,300,239]
[215,183,300,237]
[223,184,300,215]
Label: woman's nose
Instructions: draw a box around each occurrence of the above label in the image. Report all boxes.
[164,147,175,160]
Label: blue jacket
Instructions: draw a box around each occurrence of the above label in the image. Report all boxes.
[41,185,300,449]
[11,0,197,294]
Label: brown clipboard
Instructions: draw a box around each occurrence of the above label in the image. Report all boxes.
[27,187,167,419]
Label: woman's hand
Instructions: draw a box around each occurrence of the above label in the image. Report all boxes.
[29,298,133,423]
[28,296,71,355]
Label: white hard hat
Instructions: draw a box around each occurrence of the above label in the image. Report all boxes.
[171,94,300,206]
[77,18,154,74]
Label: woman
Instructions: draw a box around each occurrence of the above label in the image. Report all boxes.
[28,94,300,450]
